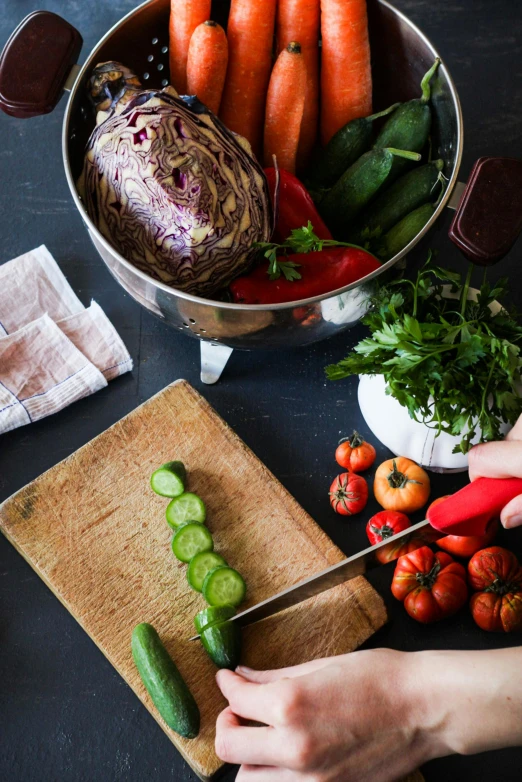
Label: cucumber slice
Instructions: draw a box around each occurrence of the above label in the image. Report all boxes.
[202,566,247,608]
[172,522,213,563]
[131,623,200,738]
[166,492,206,529]
[150,461,186,497]
[194,605,236,635]
[201,620,242,670]
[187,552,227,592]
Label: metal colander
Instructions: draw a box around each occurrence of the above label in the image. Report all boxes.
[2,0,463,381]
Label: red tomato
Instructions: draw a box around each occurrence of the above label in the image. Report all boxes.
[391,546,468,624]
[428,496,499,558]
[366,511,411,545]
[366,511,416,564]
[329,472,368,516]
[335,432,376,472]
[468,547,522,633]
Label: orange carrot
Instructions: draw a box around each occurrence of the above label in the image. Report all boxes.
[276,0,320,169]
[220,0,277,157]
[169,0,211,94]
[320,0,373,145]
[186,21,229,115]
[264,42,307,174]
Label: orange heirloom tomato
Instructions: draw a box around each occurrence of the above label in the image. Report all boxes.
[329,472,368,516]
[335,432,376,472]
[429,495,499,559]
[468,547,522,633]
[374,457,430,513]
[392,546,468,624]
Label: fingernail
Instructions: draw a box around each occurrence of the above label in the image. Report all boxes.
[235,665,253,674]
[504,514,522,529]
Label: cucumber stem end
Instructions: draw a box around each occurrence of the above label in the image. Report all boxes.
[421,58,441,103]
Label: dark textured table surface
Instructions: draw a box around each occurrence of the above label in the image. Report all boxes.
[1,1,522,780]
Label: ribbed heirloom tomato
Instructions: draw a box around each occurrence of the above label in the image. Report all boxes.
[335,432,376,472]
[468,547,522,633]
[428,496,499,558]
[329,472,368,516]
[391,546,468,624]
[374,457,430,513]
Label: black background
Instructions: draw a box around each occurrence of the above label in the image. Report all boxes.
[1,1,522,780]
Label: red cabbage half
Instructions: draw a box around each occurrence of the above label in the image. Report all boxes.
[79,86,272,296]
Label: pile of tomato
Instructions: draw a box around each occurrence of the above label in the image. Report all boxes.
[328,432,522,633]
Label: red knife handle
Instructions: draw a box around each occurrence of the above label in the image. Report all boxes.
[427,477,522,536]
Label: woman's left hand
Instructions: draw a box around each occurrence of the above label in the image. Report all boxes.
[215,645,522,781]
[214,649,439,782]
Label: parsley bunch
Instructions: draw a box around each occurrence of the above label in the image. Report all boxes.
[326,255,522,454]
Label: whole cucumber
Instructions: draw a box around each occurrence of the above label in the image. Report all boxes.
[131,623,200,738]
[351,160,444,244]
[200,620,242,670]
[306,103,400,190]
[319,147,421,235]
[378,202,436,260]
[373,59,440,179]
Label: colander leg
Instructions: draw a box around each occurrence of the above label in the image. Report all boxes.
[200,341,234,384]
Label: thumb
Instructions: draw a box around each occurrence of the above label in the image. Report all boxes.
[499,495,522,529]
[235,655,337,683]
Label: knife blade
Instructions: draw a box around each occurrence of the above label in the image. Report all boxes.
[190,476,522,639]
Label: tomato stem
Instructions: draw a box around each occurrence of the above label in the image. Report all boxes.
[370,523,394,540]
[415,560,441,588]
[485,576,518,597]
[338,431,364,449]
[387,459,423,490]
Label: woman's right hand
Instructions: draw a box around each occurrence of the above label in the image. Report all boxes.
[469,414,522,528]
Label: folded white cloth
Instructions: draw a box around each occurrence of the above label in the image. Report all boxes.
[57,302,133,381]
[0,245,84,335]
[0,246,133,435]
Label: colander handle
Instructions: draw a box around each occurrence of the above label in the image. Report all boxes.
[0,11,82,118]
[448,156,522,265]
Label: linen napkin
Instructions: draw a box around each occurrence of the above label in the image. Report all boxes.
[0,246,132,435]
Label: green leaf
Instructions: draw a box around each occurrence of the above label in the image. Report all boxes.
[268,259,302,281]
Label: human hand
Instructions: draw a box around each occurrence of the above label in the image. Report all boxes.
[215,647,522,781]
[469,414,522,528]
[214,649,444,782]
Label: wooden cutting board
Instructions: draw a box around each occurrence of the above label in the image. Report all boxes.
[0,380,422,781]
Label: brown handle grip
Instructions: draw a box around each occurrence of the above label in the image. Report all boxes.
[448,156,522,266]
[0,11,82,118]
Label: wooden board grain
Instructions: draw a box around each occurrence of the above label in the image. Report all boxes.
[0,380,398,780]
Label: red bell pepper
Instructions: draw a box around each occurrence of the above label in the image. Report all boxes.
[265,167,332,243]
[230,247,381,305]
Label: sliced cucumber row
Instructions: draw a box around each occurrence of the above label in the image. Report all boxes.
[150,460,246,670]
